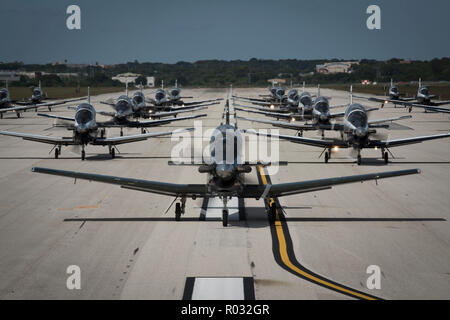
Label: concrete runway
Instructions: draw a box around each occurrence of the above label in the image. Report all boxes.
[0,87,449,299]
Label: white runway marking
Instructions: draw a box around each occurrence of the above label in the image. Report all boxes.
[204,197,239,220]
[192,277,245,300]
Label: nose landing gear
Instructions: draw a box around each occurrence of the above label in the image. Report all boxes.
[222,196,229,227]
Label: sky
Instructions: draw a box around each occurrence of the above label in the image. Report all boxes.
[1,0,449,64]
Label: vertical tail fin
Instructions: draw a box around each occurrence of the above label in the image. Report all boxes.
[125,80,129,97]
[175,79,178,88]
[317,84,321,97]
[419,78,422,88]
[88,87,90,104]
[390,78,393,87]
[303,81,305,92]
[161,80,164,89]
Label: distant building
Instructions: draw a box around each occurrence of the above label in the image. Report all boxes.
[315,61,359,74]
[112,73,155,87]
[267,78,286,84]
[0,71,20,82]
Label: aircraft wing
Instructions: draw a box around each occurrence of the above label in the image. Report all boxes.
[97,111,117,117]
[369,133,450,148]
[232,95,267,103]
[92,128,194,146]
[368,115,411,125]
[329,111,345,118]
[0,130,77,145]
[431,100,450,106]
[31,167,208,198]
[405,102,450,113]
[146,106,207,119]
[330,104,348,109]
[99,114,206,128]
[236,116,344,131]
[243,129,347,148]
[235,107,293,120]
[234,103,290,113]
[31,166,420,199]
[266,169,421,197]
[169,101,220,111]
[182,98,223,106]
[37,113,75,122]
[100,101,116,107]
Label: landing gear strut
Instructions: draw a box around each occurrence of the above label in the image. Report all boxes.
[109,145,116,158]
[357,150,362,166]
[16,112,21,118]
[120,128,123,137]
[324,148,331,163]
[175,197,186,221]
[54,146,61,159]
[268,201,276,223]
[382,148,389,164]
[81,145,86,161]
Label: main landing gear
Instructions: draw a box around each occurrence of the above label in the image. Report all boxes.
[175,197,186,221]
[141,128,147,134]
[268,201,277,223]
[382,148,389,164]
[109,145,116,158]
[54,146,61,159]
[81,145,86,161]
[324,149,331,163]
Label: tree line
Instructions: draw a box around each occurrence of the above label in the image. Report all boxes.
[1,58,449,88]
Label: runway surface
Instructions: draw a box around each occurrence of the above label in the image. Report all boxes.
[0,87,449,299]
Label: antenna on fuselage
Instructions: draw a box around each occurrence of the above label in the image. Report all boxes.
[350,85,353,104]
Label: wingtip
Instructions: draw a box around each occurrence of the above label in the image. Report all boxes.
[417,169,422,174]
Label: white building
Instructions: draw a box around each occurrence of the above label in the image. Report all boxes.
[315,61,359,74]
[112,73,155,87]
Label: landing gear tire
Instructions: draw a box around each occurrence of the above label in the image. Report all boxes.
[55,148,59,159]
[111,147,115,159]
[16,113,20,118]
[141,128,147,134]
[222,209,229,227]
[48,107,52,112]
[409,107,412,113]
[324,152,329,163]
[175,203,181,221]
[357,154,362,165]
[384,151,389,164]
[269,202,276,223]
[81,150,86,161]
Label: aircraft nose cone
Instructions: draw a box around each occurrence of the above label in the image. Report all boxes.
[355,128,366,137]
[215,164,234,180]
[320,112,329,121]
